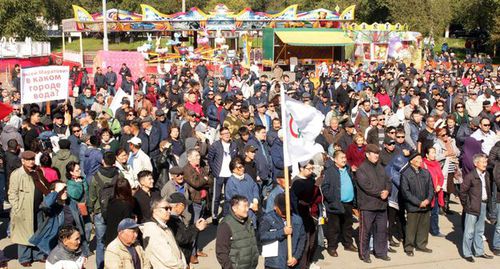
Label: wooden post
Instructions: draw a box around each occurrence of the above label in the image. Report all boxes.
[280,85,293,259]
[284,165,292,258]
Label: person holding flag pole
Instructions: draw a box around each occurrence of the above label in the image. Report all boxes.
[278,89,325,268]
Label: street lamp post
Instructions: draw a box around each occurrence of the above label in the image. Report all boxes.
[103,0,109,51]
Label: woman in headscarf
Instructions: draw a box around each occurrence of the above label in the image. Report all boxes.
[460,137,483,176]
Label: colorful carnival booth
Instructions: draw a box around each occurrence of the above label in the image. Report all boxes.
[344,23,423,68]
[262,28,354,71]
[63,4,356,67]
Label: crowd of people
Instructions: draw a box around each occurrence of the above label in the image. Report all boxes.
[0,51,499,269]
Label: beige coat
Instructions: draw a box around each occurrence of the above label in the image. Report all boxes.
[141,220,187,269]
[104,237,151,269]
[8,167,35,245]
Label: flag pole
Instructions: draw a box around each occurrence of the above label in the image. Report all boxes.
[279,87,293,259]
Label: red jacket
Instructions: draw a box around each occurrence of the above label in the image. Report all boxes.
[422,158,445,207]
[375,92,392,108]
[346,144,366,169]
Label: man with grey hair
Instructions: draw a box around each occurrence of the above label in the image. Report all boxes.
[183,148,211,264]
[141,198,187,269]
[460,153,494,262]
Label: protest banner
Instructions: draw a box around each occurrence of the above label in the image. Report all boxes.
[20,66,70,104]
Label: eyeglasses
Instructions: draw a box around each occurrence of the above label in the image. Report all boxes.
[482,124,491,127]
[456,106,464,109]
[72,129,82,133]
[396,136,405,139]
[388,143,396,146]
[304,166,314,171]
[215,98,222,101]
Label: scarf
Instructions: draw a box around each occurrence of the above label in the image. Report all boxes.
[26,166,51,195]
[232,173,245,180]
[422,158,445,207]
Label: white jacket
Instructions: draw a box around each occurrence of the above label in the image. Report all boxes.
[128,149,153,177]
[141,220,187,269]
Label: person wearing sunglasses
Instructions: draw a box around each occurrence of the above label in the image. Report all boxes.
[142,196,187,269]
[380,137,398,167]
[224,157,259,228]
[471,118,498,155]
[434,127,460,215]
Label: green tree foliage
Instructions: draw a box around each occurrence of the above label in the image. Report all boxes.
[0,0,46,40]
[451,0,498,33]
[385,0,452,36]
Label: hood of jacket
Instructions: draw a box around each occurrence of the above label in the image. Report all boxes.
[98,166,119,179]
[3,124,18,133]
[55,149,72,160]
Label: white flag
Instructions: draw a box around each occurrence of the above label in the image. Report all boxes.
[109,88,133,116]
[281,94,325,166]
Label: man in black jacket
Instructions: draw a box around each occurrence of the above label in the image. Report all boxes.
[134,170,161,224]
[356,144,392,263]
[3,139,21,205]
[167,193,207,265]
[93,67,106,91]
[460,153,494,262]
[321,150,357,257]
[400,151,434,257]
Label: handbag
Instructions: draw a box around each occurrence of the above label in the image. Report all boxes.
[77,202,88,216]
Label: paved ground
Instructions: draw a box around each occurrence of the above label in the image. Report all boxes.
[0,195,498,268]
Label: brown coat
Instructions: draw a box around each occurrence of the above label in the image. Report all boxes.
[183,163,212,204]
[322,128,345,146]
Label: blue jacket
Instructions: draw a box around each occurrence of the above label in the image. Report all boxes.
[270,138,284,178]
[254,113,272,131]
[137,131,150,154]
[315,101,331,116]
[147,125,161,159]
[225,174,260,205]
[385,153,409,209]
[206,103,221,128]
[207,140,238,178]
[225,173,260,226]
[259,211,306,268]
[29,192,89,256]
[246,137,273,181]
[83,147,103,183]
[68,135,81,158]
[154,119,171,141]
[264,185,284,214]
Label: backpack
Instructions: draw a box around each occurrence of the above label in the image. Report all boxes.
[93,172,117,222]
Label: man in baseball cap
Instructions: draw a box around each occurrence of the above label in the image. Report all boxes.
[105,218,148,268]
